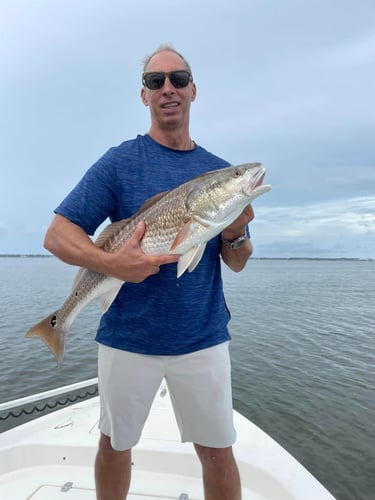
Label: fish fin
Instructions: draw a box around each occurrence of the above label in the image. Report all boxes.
[170,217,195,251]
[187,243,206,273]
[73,222,124,287]
[25,311,67,366]
[94,192,169,249]
[97,280,124,313]
[94,219,130,249]
[170,215,211,252]
[177,244,206,278]
[190,214,211,228]
[138,191,169,211]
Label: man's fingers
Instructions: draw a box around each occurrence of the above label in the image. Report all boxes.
[126,220,180,272]
[153,254,180,267]
[244,204,254,222]
[131,221,146,243]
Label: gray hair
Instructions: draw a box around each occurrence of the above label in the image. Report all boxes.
[142,43,193,76]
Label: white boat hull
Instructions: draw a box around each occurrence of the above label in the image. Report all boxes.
[0,381,335,499]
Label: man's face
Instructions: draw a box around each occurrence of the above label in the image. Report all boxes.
[141,51,196,131]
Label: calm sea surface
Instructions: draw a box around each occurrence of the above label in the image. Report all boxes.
[0,257,374,500]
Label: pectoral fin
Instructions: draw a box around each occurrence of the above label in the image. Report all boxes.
[170,215,210,252]
[177,243,207,278]
[170,217,194,251]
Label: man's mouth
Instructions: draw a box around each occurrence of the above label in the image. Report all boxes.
[161,102,179,109]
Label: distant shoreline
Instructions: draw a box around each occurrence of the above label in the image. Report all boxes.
[1,254,373,262]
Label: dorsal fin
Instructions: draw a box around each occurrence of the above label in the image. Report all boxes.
[93,191,169,249]
[69,219,131,290]
[94,219,129,248]
[138,191,169,212]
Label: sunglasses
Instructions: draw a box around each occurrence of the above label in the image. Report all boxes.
[142,70,193,90]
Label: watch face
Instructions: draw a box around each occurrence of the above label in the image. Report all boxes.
[232,235,247,249]
[221,233,247,249]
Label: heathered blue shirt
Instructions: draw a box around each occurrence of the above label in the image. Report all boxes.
[55,134,232,355]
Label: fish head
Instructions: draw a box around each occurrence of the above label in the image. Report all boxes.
[233,162,272,200]
[186,162,271,229]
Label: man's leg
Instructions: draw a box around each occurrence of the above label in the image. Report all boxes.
[95,433,132,500]
[194,444,241,500]
[96,346,165,498]
[166,343,239,496]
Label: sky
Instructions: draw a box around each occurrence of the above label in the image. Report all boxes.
[1,0,374,259]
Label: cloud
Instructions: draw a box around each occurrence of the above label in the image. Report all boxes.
[258,196,375,235]
[252,196,375,258]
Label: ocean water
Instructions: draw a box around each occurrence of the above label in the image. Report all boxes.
[0,257,374,500]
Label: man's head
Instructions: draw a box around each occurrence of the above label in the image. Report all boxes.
[141,44,196,133]
[142,44,193,76]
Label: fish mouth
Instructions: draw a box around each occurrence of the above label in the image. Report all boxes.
[245,165,272,197]
[246,165,266,192]
[252,167,266,190]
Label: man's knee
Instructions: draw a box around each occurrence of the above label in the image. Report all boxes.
[97,433,131,464]
[194,444,235,469]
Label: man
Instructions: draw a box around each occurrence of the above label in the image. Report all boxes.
[44,44,254,499]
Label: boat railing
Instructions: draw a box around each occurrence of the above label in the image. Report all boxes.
[0,377,98,432]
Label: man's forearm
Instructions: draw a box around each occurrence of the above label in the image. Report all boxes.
[44,214,109,272]
[220,237,253,272]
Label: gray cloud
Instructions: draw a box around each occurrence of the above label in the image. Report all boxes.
[251,196,375,258]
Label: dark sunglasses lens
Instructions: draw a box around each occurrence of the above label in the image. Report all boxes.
[144,73,165,90]
[169,71,191,88]
[143,71,191,90]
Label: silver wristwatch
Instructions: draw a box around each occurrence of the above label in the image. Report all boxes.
[221,233,248,249]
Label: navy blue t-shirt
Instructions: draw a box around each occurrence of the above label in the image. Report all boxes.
[55,134,233,355]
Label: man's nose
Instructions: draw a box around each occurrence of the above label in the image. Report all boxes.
[162,76,175,93]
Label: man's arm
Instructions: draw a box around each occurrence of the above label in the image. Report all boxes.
[44,214,179,283]
[220,204,254,272]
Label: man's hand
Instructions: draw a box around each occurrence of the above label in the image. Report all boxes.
[221,204,254,241]
[220,204,254,272]
[44,215,179,283]
[106,221,180,283]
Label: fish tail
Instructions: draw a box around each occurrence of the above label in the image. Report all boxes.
[25,311,67,366]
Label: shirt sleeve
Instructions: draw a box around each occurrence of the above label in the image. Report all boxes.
[54,151,118,235]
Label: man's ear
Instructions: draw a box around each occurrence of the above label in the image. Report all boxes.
[141,88,149,106]
[191,83,197,102]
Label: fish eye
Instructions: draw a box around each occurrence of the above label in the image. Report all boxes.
[232,168,241,177]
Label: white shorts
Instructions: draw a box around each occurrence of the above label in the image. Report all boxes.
[98,342,236,451]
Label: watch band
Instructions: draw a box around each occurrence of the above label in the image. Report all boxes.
[221,233,248,249]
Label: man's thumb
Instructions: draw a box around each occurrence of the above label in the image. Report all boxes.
[131,221,146,243]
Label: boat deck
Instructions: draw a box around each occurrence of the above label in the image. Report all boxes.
[0,383,335,499]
